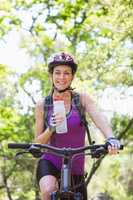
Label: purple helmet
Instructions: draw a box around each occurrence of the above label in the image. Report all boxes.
[48,52,78,74]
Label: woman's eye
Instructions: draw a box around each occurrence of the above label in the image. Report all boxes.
[64,72,71,75]
[55,71,60,75]
[54,72,71,76]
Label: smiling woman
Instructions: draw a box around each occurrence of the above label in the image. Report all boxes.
[34,52,120,200]
[52,65,74,93]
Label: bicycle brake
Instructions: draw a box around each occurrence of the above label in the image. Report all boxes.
[15,151,28,158]
[28,145,43,158]
[91,147,107,158]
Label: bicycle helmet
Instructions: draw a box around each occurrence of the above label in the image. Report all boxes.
[48,52,78,75]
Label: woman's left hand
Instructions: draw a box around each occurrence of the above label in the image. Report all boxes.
[106,137,121,155]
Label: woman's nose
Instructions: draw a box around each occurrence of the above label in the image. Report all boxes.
[59,73,65,79]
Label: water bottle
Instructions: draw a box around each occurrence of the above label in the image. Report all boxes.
[53,96,68,134]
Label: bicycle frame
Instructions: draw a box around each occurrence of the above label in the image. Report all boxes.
[60,156,72,194]
[51,154,83,200]
[8,143,123,200]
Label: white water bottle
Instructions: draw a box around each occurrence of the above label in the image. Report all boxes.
[53,97,67,134]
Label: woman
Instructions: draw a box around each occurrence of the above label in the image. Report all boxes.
[35,52,120,200]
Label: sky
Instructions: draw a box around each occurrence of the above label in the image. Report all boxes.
[0,30,31,74]
[0,30,133,117]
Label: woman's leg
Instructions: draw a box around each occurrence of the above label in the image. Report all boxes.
[39,175,59,200]
[36,159,60,200]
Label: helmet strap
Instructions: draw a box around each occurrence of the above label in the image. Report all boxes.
[53,85,74,93]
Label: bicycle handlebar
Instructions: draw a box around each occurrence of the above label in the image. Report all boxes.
[8,143,124,158]
[8,143,31,149]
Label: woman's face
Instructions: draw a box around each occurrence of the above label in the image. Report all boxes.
[51,65,74,91]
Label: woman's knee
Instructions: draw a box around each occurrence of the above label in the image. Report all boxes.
[39,175,58,196]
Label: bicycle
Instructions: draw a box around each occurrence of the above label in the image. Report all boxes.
[8,143,123,200]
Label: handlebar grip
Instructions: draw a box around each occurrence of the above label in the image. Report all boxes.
[8,143,31,149]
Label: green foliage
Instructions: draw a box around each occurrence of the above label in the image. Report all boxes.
[0,64,9,78]
[111,114,133,144]
[19,66,51,96]
[0,0,12,11]
[0,4,21,37]
[88,154,133,200]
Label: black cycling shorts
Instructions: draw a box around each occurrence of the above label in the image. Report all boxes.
[36,159,60,183]
[36,159,87,199]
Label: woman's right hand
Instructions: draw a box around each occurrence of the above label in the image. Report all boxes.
[50,113,64,128]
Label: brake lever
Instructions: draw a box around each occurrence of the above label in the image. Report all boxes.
[15,151,29,158]
[28,145,43,158]
[14,145,43,158]
[91,147,107,158]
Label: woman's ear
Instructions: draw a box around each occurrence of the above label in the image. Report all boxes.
[49,73,53,83]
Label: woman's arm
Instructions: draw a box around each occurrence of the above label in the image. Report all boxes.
[80,93,113,139]
[80,93,121,154]
[35,100,53,144]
